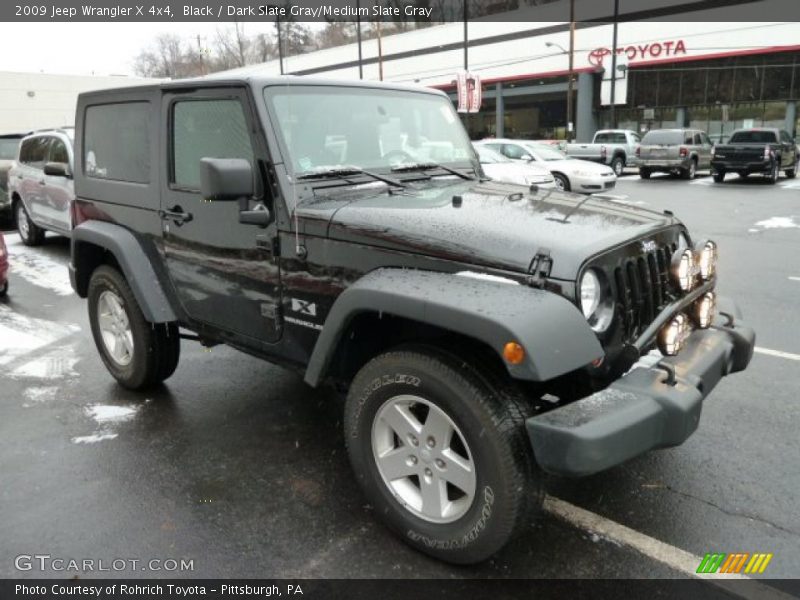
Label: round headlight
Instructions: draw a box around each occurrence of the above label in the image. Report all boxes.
[671,248,696,291]
[696,240,717,280]
[580,270,601,318]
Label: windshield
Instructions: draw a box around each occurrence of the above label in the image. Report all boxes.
[729,130,778,144]
[264,85,474,177]
[526,144,567,161]
[0,138,21,160]
[474,145,509,164]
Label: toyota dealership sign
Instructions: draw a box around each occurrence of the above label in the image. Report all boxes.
[588,39,688,66]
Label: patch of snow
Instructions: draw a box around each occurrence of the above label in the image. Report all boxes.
[85,404,139,424]
[72,432,118,444]
[22,386,59,407]
[753,216,799,230]
[11,346,79,379]
[0,305,80,366]
[6,242,73,295]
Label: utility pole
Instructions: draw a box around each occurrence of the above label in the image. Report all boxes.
[196,34,205,75]
[463,0,468,70]
[610,0,619,128]
[376,19,383,81]
[567,0,575,141]
[276,18,285,74]
[356,0,363,79]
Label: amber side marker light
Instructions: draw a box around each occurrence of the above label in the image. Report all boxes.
[503,342,526,365]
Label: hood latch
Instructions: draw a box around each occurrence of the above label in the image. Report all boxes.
[527,249,552,288]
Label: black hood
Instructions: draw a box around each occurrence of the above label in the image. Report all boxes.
[322,180,679,280]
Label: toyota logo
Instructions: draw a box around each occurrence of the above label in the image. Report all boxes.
[588,47,612,66]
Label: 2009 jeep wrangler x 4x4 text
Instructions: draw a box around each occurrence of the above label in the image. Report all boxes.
[70,75,755,564]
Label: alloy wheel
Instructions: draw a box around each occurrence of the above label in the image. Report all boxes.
[372,394,476,524]
[16,204,29,241]
[97,290,134,366]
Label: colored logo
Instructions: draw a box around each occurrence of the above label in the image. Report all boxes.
[696,552,773,574]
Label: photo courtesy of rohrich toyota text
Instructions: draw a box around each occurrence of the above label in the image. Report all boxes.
[0,0,799,598]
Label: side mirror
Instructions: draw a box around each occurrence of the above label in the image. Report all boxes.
[199,158,253,201]
[520,154,533,161]
[44,162,70,177]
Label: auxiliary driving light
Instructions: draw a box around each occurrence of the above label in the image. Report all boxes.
[657,313,692,356]
[694,292,716,328]
[696,240,718,280]
[671,248,696,291]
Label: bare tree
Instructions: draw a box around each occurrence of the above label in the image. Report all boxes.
[134,34,200,78]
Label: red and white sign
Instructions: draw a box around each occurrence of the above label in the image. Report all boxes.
[456,71,482,113]
[588,39,687,67]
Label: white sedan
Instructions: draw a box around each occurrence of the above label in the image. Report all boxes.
[477,139,617,194]
[473,144,556,188]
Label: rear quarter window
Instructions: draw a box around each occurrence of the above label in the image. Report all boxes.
[83,102,150,183]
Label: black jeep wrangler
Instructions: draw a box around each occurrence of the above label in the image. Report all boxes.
[70,76,754,564]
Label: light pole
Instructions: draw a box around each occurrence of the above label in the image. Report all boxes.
[356,0,363,79]
[546,39,574,142]
[610,0,620,128]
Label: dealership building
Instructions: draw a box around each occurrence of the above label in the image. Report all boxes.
[232,5,800,142]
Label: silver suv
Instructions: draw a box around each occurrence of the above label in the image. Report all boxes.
[8,128,75,245]
[637,128,713,179]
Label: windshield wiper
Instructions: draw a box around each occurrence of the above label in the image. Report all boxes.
[390,162,474,180]
[297,166,404,188]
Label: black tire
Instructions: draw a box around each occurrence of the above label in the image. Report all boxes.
[0,280,7,297]
[681,158,697,180]
[639,168,651,179]
[713,171,725,183]
[768,160,779,184]
[610,155,625,177]
[344,347,541,564]
[553,172,570,191]
[15,201,44,246]
[785,157,798,179]
[738,171,748,179]
[88,265,180,390]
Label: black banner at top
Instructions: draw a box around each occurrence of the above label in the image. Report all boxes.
[3,0,800,22]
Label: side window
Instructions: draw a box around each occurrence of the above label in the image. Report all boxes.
[172,99,254,190]
[693,133,703,145]
[84,102,150,183]
[700,133,711,146]
[49,138,69,164]
[502,144,527,160]
[780,130,792,143]
[594,133,611,143]
[20,137,49,168]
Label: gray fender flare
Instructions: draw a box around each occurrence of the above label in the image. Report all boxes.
[71,220,177,323]
[304,268,603,386]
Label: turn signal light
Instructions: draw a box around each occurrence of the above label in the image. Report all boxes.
[503,342,526,365]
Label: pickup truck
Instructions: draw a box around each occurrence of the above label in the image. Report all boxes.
[565,129,640,176]
[710,128,798,183]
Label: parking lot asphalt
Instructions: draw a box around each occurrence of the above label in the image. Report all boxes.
[0,171,798,584]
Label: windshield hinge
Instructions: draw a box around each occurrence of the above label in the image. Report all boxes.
[527,249,552,288]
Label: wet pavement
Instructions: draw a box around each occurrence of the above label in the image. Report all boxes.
[0,172,798,581]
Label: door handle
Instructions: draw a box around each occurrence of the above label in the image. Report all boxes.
[159,206,193,225]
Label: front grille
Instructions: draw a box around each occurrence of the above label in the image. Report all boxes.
[613,241,678,341]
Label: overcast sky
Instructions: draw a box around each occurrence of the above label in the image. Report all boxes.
[0,22,285,77]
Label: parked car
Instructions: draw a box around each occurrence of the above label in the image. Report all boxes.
[536,139,568,152]
[565,129,641,176]
[0,132,29,221]
[0,230,8,296]
[710,128,799,183]
[478,138,617,193]
[70,75,753,565]
[473,143,556,188]
[637,128,713,179]
[7,127,75,245]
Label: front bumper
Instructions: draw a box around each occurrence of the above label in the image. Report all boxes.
[574,174,617,192]
[526,297,755,477]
